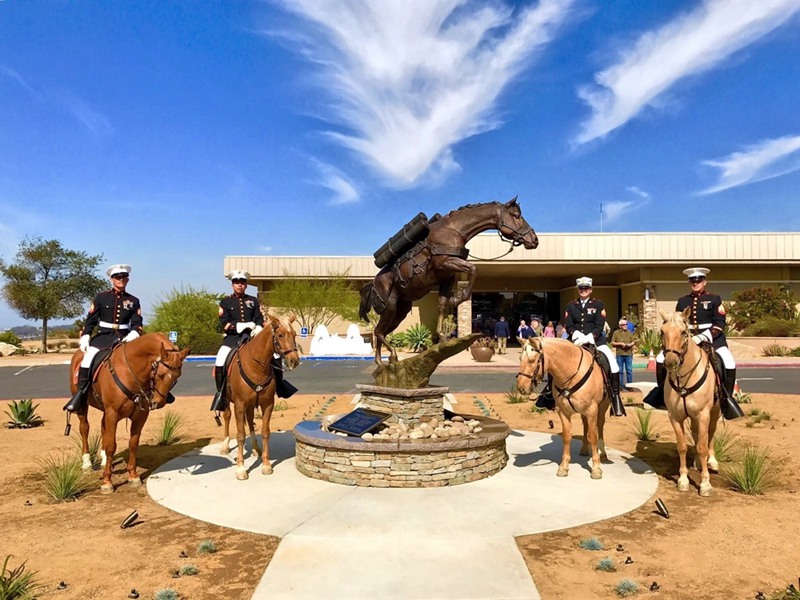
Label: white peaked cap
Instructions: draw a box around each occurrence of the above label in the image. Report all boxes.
[576,276,593,287]
[682,267,710,278]
[106,264,132,277]
[227,269,250,281]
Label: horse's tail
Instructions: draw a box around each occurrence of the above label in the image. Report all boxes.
[359,282,374,322]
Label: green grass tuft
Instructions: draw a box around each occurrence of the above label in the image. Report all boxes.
[733,389,752,404]
[70,431,102,467]
[722,443,775,495]
[154,589,179,600]
[153,410,184,446]
[179,564,198,576]
[615,578,640,597]
[37,452,94,501]
[712,425,739,463]
[629,408,659,441]
[197,539,218,555]
[595,557,616,572]
[0,555,44,599]
[505,384,529,404]
[579,537,603,551]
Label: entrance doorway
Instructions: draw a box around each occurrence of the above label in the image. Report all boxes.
[471,291,561,342]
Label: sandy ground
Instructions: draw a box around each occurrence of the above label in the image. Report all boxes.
[1,391,799,599]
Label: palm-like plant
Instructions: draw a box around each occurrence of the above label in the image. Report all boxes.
[403,324,433,353]
[153,410,184,446]
[0,555,43,599]
[4,399,43,429]
[634,327,661,356]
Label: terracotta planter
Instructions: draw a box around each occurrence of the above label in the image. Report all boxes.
[471,346,495,362]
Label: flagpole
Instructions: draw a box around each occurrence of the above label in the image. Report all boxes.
[600,202,603,232]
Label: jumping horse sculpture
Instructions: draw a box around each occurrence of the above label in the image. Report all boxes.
[67,333,189,492]
[359,197,538,365]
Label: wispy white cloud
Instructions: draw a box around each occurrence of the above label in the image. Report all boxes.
[626,186,650,200]
[54,90,113,135]
[699,134,800,194]
[270,0,575,188]
[576,0,800,145]
[257,246,273,253]
[310,160,360,205]
[0,65,39,99]
[601,201,635,223]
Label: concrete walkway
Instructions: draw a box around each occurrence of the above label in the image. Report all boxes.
[147,430,659,600]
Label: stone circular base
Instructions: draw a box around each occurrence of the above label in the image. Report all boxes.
[293,415,509,488]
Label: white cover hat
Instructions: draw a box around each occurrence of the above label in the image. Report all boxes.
[106,264,131,277]
[682,267,710,278]
[227,269,250,281]
[576,276,593,287]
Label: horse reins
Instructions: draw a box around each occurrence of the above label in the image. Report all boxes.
[236,320,298,393]
[517,343,595,413]
[468,204,533,260]
[110,344,183,410]
[665,332,711,412]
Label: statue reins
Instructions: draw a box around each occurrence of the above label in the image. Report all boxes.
[517,343,597,412]
[236,320,298,394]
[663,328,711,411]
[106,342,183,411]
[469,204,534,260]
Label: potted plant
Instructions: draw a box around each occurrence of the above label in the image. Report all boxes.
[470,337,496,362]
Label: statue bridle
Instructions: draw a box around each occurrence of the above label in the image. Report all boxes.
[498,203,534,247]
[109,344,183,410]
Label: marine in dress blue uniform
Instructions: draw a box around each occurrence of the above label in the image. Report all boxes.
[64,264,143,413]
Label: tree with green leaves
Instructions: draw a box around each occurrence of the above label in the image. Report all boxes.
[265,270,360,335]
[147,286,223,355]
[727,285,798,331]
[0,237,104,353]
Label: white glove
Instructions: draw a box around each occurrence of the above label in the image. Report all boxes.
[571,331,582,342]
[583,333,595,346]
[79,335,90,353]
[123,330,140,343]
[251,325,263,338]
[236,321,256,334]
[574,334,588,346]
[692,334,704,345]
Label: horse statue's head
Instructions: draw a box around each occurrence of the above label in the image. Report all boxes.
[659,307,692,373]
[269,314,301,371]
[499,196,538,250]
[516,337,544,394]
[149,338,190,409]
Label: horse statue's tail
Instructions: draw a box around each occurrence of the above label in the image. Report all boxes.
[359,282,374,322]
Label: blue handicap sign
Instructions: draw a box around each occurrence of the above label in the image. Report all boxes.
[300,327,309,338]
[168,331,178,343]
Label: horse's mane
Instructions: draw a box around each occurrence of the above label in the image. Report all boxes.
[662,310,688,330]
[438,201,501,222]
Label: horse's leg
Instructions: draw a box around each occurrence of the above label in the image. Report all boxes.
[579,414,591,456]
[436,280,454,337]
[247,401,259,457]
[99,416,108,468]
[695,411,713,497]
[707,405,721,473]
[220,401,232,455]
[437,259,476,305]
[670,416,691,492]
[234,403,248,480]
[100,411,119,493]
[78,406,92,470]
[379,300,412,364]
[597,398,608,461]
[374,309,395,365]
[556,407,572,477]
[260,398,275,475]
[586,407,602,480]
[126,409,147,487]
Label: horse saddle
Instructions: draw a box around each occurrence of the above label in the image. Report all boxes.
[72,345,117,385]
[698,341,726,403]
[586,346,614,400]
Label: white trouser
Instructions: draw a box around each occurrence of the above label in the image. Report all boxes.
[595,343,619,373]
[80,346,100,368]
[657,346,735,369]
[215,345,232,367]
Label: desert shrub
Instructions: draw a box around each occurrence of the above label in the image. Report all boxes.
[505,383,528,404]
[744,317,799,338]
[629,408,658,441]
[595,557,616,572]
[728,285,798,331]
[767,581,800,599]
[154,589,179,600]
[722,443,774,495]
[438,314,457,339]
[147,285,221,352]
[579,537,603,550]
[274,400,289,412]
[179,564,199,576]
[634,327,661,356]
[197,540,218,555]
[615,579,640,597]
[403,324,433,353]
[0,555,43,599]
[4,399,43,429]
[0,330,21,345]
[70,431,102,467]
[385,331,408,349]
[38,451,94,501]
[153,411,184,446]
[762,343,790,357]
[181,329,221,356]
[471,336,497,349]
[789,346,800,357]
[712,426,739,463]
[733,389,752,404]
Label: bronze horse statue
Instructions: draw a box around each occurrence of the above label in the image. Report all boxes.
[359,197,538,364]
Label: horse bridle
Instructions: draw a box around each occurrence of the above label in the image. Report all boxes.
[237,320,298,393]
[498,204,534,247]
[663,329,710,402]
[112,344,183,410]
[517,344,545,387]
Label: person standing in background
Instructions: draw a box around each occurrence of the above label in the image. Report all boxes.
[543,321,556,337]
[494,315,510,354]
[611,318,635,391]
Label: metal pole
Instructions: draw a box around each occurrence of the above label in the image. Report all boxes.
[600,203,603,232]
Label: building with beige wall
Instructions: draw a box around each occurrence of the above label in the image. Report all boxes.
[226,232,800,338]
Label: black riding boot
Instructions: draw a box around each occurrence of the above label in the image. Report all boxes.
[63,367,90,412]
[609,376,627,417]
[535,375,556,410]
[720,368,744,420]
[644,362,667,409]
[272,357,298,399]
[209,366,227,412]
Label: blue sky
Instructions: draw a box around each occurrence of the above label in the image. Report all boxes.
[1,0,799,329]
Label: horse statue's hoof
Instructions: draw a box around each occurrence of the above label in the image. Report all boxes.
[236,467,249,481]
[261,464,273,475]
[591,468,603,480]
[100,482,114,494]
[128,477,142,488]
[556,467,569,477]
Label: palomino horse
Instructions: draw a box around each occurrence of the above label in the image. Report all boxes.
[360,197,538,364]
[660,308,721,497]
[219,314,300,480]
[68,333,189,492]
[516,337,611,479]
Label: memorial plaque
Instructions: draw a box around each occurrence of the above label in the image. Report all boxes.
[328,408,390,437]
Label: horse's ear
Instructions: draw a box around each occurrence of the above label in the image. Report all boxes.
[506,195,519,206]
[159,343,168,360]
[180,347,190,360]
[517,336,526,347]
[682,306,692,322]
[289,314,296,324]
[659,309,670,323]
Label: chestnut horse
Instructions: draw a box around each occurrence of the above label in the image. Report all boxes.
[516,337,611,479]
[68,333,189,492]
[360,197,538,364]
[660,308,720,497]
[218,314,300,480]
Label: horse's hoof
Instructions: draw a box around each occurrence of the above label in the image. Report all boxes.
[128,477,142,488]
[236,467,249,481]
[100,483,114,494]
[591,469,603,480]
[261,464,273,475]
[699,484,713,497]
[556,468,568,477]
[677,479,690,492]
[219,439,230,455]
